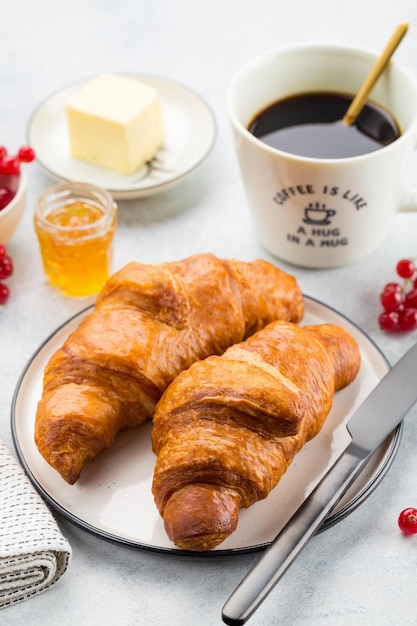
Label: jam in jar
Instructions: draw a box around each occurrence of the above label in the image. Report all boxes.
[34,181,117,297]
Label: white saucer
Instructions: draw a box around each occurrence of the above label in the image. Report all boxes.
[27,74,217,200]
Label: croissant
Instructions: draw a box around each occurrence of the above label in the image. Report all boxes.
[35,253,303,484]
[151,320,361,551]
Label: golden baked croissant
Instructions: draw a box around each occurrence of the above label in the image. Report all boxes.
[151,320,361,551]
[35,253,303,484]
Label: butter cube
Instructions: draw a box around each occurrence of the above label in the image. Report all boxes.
[65,74,164,175]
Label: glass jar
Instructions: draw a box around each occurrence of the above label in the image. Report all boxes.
[34,181,117,297]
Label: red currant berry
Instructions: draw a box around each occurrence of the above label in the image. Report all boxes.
[380,289,403,312]
[0,255,13,279]
[17,145,35,163]
[0,146,7,159]
[0,155,20,176]
[379,310,399,331]
[382,282,402,295]
[0,244,5,261]
[396,258,416,279]
[398,308,417,331]
[0,187,14,210]
[404,288,417,309]
[0,282,9,304]
[398,508,417,535]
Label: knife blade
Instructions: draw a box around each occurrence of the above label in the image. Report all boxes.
[222,341,417,626]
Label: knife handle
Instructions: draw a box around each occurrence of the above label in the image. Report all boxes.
[222,446,369,626]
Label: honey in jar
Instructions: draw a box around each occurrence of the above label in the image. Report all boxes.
[34,182,117,297]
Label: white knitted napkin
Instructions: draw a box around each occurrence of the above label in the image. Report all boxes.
[0,437,72,609]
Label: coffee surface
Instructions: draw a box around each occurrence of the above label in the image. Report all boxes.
[248,92,400,159]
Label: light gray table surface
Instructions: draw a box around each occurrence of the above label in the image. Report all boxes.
[2,1,417,624]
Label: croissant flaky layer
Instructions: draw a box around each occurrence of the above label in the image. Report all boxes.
[151,321,361,551]
[35,253,303,484]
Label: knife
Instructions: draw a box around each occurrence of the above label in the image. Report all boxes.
[222,341,417,626]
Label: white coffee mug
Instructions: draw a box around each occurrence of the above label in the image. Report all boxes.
[227,43,417,268]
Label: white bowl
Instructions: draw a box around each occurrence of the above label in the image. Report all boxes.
[0,171,27,244]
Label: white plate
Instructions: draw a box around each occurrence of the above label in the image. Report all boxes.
[27,74,217,200]
[11,297,401,556]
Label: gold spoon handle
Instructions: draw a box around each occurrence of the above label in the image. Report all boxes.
[343,21,409,126]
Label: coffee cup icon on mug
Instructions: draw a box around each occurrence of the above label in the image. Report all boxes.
[227,43,417,268]
[303,203,336,225]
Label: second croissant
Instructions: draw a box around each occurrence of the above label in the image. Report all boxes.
[152,320,361,551]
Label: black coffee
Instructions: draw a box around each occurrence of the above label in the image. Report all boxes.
[248,92,401,159]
